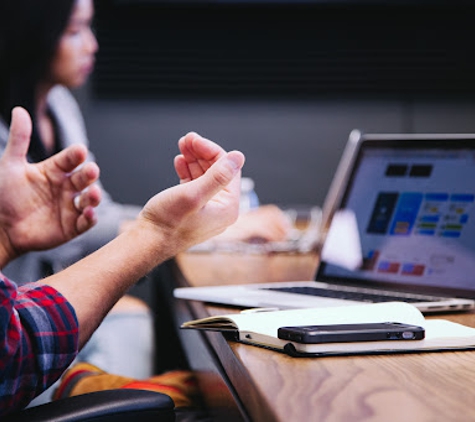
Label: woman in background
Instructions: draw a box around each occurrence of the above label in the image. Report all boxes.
[0,0,156,406]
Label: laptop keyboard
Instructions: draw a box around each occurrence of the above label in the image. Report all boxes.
[265,286,443,303]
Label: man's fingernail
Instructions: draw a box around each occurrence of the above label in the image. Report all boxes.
[227,151,244,171]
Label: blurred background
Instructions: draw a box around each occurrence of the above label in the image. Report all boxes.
[76,0,475,210]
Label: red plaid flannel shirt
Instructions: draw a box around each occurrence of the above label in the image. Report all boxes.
[0,275,78,416]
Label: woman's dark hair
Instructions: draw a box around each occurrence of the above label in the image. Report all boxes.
[0,0,76,160]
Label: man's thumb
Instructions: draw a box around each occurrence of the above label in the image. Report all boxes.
[3,107,32,161]
[194,150,245,202]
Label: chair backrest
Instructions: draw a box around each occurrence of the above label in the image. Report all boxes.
[4,389,175,422]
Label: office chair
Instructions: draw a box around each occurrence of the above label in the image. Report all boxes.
[3,389,175,422]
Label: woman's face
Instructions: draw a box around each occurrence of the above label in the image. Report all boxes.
[48,0,98,88]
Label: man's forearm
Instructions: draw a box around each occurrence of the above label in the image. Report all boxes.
[44,142,244,348]
[44,222,171,347]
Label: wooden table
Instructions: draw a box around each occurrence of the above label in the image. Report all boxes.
[170,251,475,422]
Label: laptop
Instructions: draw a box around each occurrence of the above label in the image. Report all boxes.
[174,130,475,313]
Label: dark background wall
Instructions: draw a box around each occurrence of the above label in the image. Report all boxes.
[76,1,475,210]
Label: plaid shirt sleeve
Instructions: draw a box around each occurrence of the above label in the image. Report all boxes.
[0,275,79,416]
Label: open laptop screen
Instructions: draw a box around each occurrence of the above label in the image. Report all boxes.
[318,136,475,298]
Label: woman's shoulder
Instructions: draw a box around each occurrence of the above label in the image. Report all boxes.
[47,85,80,110]
[47,85,89,147]
[0,115,8,148]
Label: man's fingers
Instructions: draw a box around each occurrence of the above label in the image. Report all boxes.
[48,144,89,174]
[74,185,102,212]
[76,206,98,234]
[2,107,32,161]
[69,162,100,192]
[178,132,227,180]
[174,155,192,183]
[178,132,225,162]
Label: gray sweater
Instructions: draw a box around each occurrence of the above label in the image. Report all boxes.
[0,85,141,283]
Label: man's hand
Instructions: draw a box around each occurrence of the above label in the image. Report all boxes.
[0,107,101,267]
[138,132,245,256]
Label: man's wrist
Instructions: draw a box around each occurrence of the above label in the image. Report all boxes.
[0,229,16,269]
